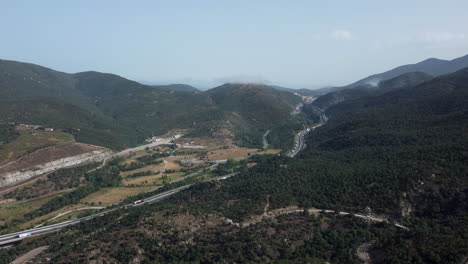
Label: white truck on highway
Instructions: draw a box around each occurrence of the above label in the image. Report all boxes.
[18,232,32,238]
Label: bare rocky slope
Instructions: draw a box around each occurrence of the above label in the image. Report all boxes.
[0,143,112,189]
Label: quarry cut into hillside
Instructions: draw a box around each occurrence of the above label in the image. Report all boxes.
[0,143,112,189]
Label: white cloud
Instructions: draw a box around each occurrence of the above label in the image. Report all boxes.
[331,29,356,41]
[423,32,467,43]
[214,75,270,84]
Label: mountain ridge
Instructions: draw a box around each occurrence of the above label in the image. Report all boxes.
[0,59,302,150]
[346,54,468,88]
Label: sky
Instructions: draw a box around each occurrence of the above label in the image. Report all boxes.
[1,0,468,89]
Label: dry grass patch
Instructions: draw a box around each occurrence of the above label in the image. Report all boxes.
[258,149,281,155]
[81,187,152,206]
[0,142,105,177]
[0,130,74,165]
[120,163,165,177]
[165,161,181,171]
[123,174,163,186]
[120,150,154,165]
[207,147,258,160]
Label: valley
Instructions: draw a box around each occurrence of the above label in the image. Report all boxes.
[0,56,467,264]
[3,2,468,262]
[0,124,287,241]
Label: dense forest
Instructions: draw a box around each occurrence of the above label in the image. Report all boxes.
[0,123,18,146]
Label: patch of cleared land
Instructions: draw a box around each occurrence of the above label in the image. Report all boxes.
[0,142,106,175]
[123,174,163,186]
[165,160,181,171]
[0,142,110,190]
[257,149,281,155]
[0,130,74,165]
[81,187,153,205]
[120,163,165,177]
[207,147,258,160]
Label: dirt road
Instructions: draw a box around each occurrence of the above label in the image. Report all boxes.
[11,246,49,264]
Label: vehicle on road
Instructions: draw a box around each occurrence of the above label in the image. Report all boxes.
[18,232,31,238]
[133,200,143,205]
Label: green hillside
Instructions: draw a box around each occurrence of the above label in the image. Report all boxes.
[346,54,468,88]
[310,71,433,110]
[208,83,300,126]
[206,83,303,147]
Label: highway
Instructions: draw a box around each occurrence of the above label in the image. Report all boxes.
[288,128,310,157]
[0,171,236,247]
[288,107,327,157]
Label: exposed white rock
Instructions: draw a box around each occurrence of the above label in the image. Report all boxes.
[0,150,113,188]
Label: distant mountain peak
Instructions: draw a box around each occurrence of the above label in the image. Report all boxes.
[346,54,468,88]
[417,57,444,63]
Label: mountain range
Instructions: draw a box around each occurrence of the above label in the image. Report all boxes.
[8,61,466,263]
[0,59,302,150]
[308,54,468,110]
[347,54,468,88]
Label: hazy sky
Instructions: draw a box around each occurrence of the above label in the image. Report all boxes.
[1,1,468,89]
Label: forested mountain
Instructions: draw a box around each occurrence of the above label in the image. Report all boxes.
[0,59,302,149]
[207,83,300,127]
[8,68,466,263]
[306,54,468,99]
[346,54,468,88]
[204,83,304,147]
[310,71,434,110]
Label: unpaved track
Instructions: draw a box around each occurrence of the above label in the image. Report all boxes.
[11,246,48,264]
[356,240,376,264]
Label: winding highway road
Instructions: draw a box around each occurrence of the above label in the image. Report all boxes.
[288,108,328,157]
[0,169,235,247]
